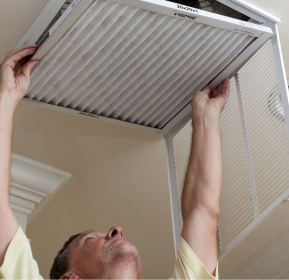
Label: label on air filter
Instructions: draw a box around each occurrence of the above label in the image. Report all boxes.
[78,111,99,119]
[176,4,199,13]
[173,11,199,21]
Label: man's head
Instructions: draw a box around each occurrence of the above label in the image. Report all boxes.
[50,226,142,279]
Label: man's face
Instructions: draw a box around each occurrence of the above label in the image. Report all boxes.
[62,226,142,279]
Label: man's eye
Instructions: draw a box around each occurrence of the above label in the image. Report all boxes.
[85,237,95,242]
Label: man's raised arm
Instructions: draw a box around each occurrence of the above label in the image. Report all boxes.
[0,46,38,266]
[181,78,230,276]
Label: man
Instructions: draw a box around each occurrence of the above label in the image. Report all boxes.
[0,45,229,279]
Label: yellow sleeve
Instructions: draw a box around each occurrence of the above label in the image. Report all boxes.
[170,237,218,280]
[0,226,43,279]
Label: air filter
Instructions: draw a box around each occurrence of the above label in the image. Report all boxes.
[24,0,272,134]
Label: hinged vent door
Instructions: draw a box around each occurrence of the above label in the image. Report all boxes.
[167,38,289,258]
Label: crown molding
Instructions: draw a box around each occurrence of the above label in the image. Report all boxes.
[10,153,71,232]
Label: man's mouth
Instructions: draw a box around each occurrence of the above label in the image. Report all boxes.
[108,237,125,246]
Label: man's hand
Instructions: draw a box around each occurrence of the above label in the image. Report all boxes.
[0,45,38,267]
[0,45,38,109]
[191,77,230,127]
[181,78,230,276]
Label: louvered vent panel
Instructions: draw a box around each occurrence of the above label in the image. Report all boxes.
[218,77,253,248]
[172,78,253,248]
[26,0,255,129]
[239,40,289,214]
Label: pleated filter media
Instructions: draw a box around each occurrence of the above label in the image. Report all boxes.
[171,40,289,253]
[26,0,256,129]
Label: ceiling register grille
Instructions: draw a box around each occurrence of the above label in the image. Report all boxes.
[171,40,289,252]
[26,0,255,129]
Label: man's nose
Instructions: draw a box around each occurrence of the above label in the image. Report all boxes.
[105,226,124,240]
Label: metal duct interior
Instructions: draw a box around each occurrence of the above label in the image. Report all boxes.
[171,40,289,254]
[26,0,256,129]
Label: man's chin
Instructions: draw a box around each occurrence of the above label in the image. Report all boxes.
[109,241,140,261]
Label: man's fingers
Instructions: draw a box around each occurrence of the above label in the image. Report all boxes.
[201,85,211,97]
[14,58,26,75]
[221,78,230,98]
[5,45,36,60]
[212,78,230,99]
[211,88,218,98]
[4,47,36,68]
[215,81,223,98]
[20,60,38,78]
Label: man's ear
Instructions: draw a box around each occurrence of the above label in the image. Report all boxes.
[60,271,81,279]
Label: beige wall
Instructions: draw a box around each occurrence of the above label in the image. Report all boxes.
[0,0,49,61]
[13,103,175,279]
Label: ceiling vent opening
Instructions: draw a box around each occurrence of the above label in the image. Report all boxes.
[36,1,73,45]
[166,0,250,21]
[35,0,76,50]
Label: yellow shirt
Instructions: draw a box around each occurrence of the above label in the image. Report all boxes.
[0,227,217,279]
[170,237,218,279]
[0,227,42,279]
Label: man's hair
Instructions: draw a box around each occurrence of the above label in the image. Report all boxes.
[50,233,82,279]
